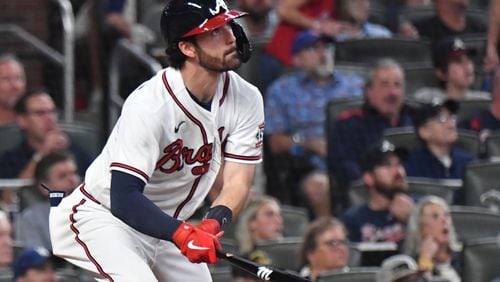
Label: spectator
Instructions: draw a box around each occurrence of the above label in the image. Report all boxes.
[12,247,55,282]
[460,66,500,136]
[376,254,430,282]
[404,100,476,191]
[0,211,13,276]
[0,89,92,180]
[410,0,487,44]
[484,0,500,72]
[328,58,413,208]
[403,196,462,282]
[335,0,392,41]
[234,0,278,41]
[16,151,81,251]
[261,0,353,90]
[232,196,283,281]
[299,217,349,281]
[265,29,363,207]
[0,54,26,127]
[340,141,414,246]
[413,36,490,102]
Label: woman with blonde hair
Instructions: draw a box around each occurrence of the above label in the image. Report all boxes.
[403,196,462,282]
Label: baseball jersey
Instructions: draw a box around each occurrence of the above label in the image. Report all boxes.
[84,67,264,220]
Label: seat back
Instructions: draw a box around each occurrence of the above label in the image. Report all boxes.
[450,205,500,242]
[485,132,500,159]
[254,237,303,271]
[457,99,491,121]
[281,205,310,237]
[0,124,22,156]
[462,237,500,282]
[348,177,461,206]
[210,267,233,282]
[60,122,102,158]
[404,66,440,99]
[316,267,380,282]
[463,160,500,207]
[335,38,432,66]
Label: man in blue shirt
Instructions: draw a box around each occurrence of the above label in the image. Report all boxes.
[265,29,364,212]
[328,58,413,211]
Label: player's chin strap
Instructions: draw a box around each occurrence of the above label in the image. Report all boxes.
[230,21,252,63]
[41,183,66,207]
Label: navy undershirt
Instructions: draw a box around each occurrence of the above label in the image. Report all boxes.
[110,170,181,241]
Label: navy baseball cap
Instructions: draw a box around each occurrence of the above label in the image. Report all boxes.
[13,247,51,279]
[360,140,407,172]
[413,99,460,129]
[432,37,476,70]
[291,29,333,55]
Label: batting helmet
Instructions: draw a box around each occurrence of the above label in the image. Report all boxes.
[161,0,252,64]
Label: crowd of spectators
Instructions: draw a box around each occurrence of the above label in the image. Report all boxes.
[1,0,500,281]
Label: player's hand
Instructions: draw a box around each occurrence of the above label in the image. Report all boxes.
[197,219,221,235]
[172,222,222,264]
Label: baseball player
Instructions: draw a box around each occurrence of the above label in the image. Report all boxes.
[49,0,264,280]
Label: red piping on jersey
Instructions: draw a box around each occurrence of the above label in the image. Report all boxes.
[69,199,114,281]
[110,162,150,182]
[162,71,225,217]
[173,176,202,218]
[224,152,261,161]
[79,184,101,204]
[218,73,230,106]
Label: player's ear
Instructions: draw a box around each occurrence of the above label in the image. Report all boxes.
[178,41,197,59]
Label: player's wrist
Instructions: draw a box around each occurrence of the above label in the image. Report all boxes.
[204,205,232,230]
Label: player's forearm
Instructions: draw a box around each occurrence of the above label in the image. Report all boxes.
[278,0,316,29]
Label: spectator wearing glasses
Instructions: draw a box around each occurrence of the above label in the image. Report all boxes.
[0,89,92,180]
[299,217,349,281]
[404,100,476,180]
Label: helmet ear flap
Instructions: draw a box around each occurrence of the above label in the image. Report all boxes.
[230,21,252,63]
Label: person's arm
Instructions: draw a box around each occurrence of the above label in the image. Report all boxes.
[278,0,316,29]
[210,161,256,219]
[484,0,500,72]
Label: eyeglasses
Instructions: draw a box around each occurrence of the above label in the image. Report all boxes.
[25,109,57,117]
[434,113,457,124]
[321,239,348,248]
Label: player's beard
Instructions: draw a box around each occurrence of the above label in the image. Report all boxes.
[196,46,242,72]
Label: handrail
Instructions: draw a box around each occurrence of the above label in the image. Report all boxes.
[108,39,163,132]
[53,0,75,123]
[0,0,75,123]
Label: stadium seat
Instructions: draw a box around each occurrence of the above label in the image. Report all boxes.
[325,97,364,133]
[404,65,440,99]
[462,237,500,282]
[316,267,380,282]
[348,177,461,206]
[0,124,22,156]
[280,205,310,237]
[463,160,500,207]
[383,127,481,157]
[210,267,233,282]
[254,237,303,271]
[450,205,500,243]
[457,99,491,121]
[335,63,369,79]
[334,38,432,67]
[60,122,102,158]
[485,132,500,159]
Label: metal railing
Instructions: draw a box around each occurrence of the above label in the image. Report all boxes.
[0,0,75,122]
[108,39,163,132]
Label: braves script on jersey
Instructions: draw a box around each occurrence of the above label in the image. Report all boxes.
[85,67,264,220]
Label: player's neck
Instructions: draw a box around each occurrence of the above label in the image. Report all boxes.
[181,65,221,102]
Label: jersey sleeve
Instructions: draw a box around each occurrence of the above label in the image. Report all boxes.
[224,88,264,164]
[108,100,162,183]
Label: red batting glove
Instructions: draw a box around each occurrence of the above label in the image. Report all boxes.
[172,222,222,264]
[197,219,221,235]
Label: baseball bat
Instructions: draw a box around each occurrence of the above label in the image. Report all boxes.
[216,250,311,282]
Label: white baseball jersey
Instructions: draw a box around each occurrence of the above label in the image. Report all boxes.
[85,67,264,220]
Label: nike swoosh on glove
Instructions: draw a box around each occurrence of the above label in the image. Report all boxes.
[172,222,222,264]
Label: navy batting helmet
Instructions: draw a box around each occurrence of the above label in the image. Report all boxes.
[161,0,252,64]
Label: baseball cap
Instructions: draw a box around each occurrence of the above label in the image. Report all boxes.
[432,37,476,70]
[360,140,407,172]
[291,29,333,55]
[13,247,51,279]
[412,99,460,129]
[376,255,426,282]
